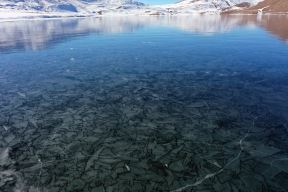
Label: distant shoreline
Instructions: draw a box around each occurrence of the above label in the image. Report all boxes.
[0,10,287,22]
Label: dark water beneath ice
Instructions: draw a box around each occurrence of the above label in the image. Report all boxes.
[1,15,288,192]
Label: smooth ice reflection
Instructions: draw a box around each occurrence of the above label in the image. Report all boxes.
[0,15,288,51]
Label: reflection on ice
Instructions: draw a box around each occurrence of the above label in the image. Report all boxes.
[0,15,288,51]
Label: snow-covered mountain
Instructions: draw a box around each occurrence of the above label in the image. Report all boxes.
[0,0,276,18]
[0,0,144,13]
[160,0,264,14]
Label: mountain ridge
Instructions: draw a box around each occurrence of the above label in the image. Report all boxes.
[0,0,144,13]
[0,0,287,19]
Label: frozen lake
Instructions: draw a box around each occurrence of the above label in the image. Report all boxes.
[1,15,288,192]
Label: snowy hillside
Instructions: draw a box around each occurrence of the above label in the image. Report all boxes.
[0,0,144,13]
[0,0,268,19]
[159,0,264,14]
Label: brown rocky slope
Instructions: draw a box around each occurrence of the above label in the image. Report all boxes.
[226,0,288,14]
[250,0,288,13]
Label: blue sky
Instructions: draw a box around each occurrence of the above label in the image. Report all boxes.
[141,0,177,5]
